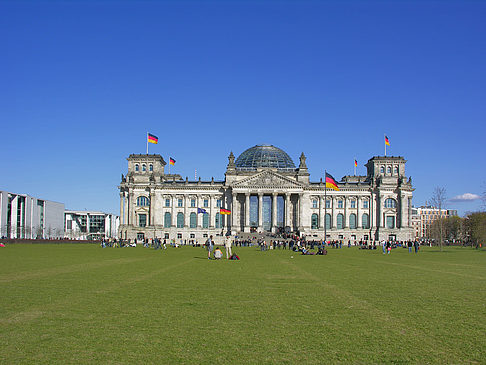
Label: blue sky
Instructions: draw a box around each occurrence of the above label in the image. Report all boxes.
[1,0,485,216]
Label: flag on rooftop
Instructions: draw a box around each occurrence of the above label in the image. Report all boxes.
[354,159,358,167]
[148,133,158,144]
[385,135,390,146]
[169,157,176,165]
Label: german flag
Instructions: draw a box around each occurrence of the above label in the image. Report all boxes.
[220,208,231,215]
[148,133,158,144]
[169,157,176,165]
[385,135,390,146]
[354,159,358,167]
[325,172,340,191]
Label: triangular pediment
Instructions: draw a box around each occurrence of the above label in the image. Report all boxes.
[232,171,304,189]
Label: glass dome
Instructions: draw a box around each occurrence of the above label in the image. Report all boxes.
[235,145,296,171]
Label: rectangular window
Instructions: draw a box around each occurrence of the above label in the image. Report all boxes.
[139,214,147,227]
[66,220,72,230]
[190,199,196,207]
[325,200,330,209]
[312,200,318,208]
[177,233,182,239]
[363,201,369,209]
[165,199,170,207]
[338,201,343,209]
[178,199,183,207]
[216,199,222,208]
[386,216,395,229]
[203,199,209,208]
[350,201,356,209]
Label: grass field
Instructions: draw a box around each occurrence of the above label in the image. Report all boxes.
[0,244,485,364]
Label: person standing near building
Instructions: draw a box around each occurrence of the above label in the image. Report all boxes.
[225,234,232,259]
[206,235,214,259]
[414,240,419,253]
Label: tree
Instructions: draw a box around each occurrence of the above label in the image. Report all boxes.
[430,187,447,251]
[465,212,486,248]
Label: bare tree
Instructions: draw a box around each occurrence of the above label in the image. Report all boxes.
[430,187,447,251]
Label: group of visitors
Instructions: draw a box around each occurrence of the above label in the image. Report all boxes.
[205,234,239,260]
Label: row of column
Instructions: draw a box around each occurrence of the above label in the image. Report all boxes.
[231,192,301,233]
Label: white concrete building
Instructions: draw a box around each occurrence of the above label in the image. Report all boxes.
[119,145,414,243]
[64,210,119,240]
[0,190,65,239]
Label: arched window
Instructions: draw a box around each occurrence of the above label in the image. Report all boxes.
[380,166,385,173]
[337,213,344,229]
[142,164,146,172]
[325,214,332,229]
[149,164,153,172]
[215,213,222,228]
[203,213,209,228]
[164,212,171,228]
[385,198,397,208]
[190,212,197,228]
[394,166,399,174]
[362,213,370,229]
[311,214,318,229]
[387,166,391,174]
[349,213,356,229]
[135,164,139,172]
[177,212,184,228]
[137,196,150,207]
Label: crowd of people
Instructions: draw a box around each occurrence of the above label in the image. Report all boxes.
[99,234,424,259]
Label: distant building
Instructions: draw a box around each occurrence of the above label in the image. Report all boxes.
[119,144,414,242]
[0,190,65,239]
[64,210,119,240]
[411,206,458,239]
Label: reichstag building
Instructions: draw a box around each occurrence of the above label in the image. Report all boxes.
[118,145,413,242]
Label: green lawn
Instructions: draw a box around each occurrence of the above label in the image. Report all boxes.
[0,244,485,364]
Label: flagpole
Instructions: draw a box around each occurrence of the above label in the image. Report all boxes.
[324,170,327,246]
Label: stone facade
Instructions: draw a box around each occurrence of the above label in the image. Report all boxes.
[118,146,414,242]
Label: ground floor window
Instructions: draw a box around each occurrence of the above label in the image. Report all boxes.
[177,233,182,239]
[311,213,318,229]
[386,216,395,229]
[190,233,195,238]
[164,233,169,239]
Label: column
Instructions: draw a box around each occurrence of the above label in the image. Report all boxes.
[319,197,324,230]
[150,189,156,226]
[197,195,202,228]
[119,192,124,225]
[285,194,291,230]
[245,193,250,231]
[356,196,360,229]
[183,195,188,228]
[297,193,303,230]
[209,195,213,229]
[129,192,135,226]
[271,193,277,232]
[232,193,237,231]
[171,195,175,228]
[258,193,263,231]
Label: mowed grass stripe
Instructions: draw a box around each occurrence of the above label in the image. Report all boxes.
[282,258,462,363]
[0,257,193,326]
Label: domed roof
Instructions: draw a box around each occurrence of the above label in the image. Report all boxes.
[235,145,296,171]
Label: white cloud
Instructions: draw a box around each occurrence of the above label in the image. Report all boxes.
[449,193,481,202]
